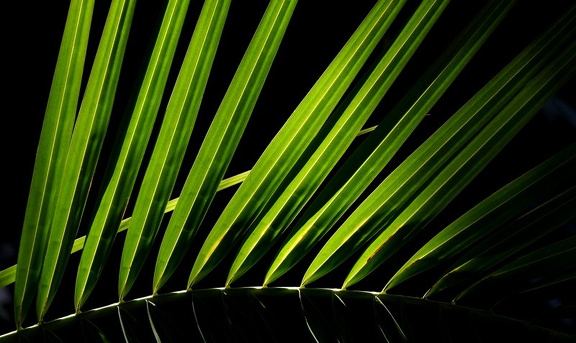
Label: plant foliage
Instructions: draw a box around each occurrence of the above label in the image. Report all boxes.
[1,0,575,341]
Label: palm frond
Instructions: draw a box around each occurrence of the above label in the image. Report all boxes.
[2,0,575,340]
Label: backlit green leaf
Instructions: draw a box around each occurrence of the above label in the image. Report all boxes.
[264,0,514,287]
[36,0,135,322]
[153,0,298,294]
[117,0,230,300]
[301,9,576,287]
[229,0,453,287]
[75,0,192,311]
[342,40,576,289]
[13,0,93,328]
[188,0,407,288]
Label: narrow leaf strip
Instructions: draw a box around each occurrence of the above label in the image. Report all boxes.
[75,0,192,311]
[36,0,135,322]
[153,0,298,293]
[300,8,576,287]
[0,266,16,290]
[343,42,576,289]
[384,144,576,293]
[118,0,230,300]
[229,0,452,287]
[188,0,407,288]
[264,0,514,286]
[13,0,93,328]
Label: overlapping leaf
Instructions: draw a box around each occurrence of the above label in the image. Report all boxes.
[36,0,136,322]
[117,0,230,300]
[263,0,515,287]
[0,171,249,291]
[153,0,298,294]
[188,0,408,288]
[341,38,576,289]
[384,144,576,293]
[2,1,575,338]
[426,184,576,301]
[12,0,94,328]
[75,0,192,311]
[454,235,576,307]
[227,0,452,287]
[301,4,576,288]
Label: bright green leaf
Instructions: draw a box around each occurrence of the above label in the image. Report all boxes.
[264,0,515,286]
[229,0,453,287]
[153,0,298,294]
[12,0,93,328]
[36,0,135,322]
[75,0,192,311]
[117,0,230,300]
[342,40,576,289]
[188,0,407,288]
[301,10,576,288]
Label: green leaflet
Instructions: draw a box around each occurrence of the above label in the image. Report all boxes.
[342,40,576,289]
[0,266,16,290]
[74,0,191,311]
[13,0,93,328]
[0,169,250,290]
[117,0,230,300]
[153,0,298,294]
[36,0,135,322]
[188,0,407,288]
[227,0,452,287]
[263,0,514,287]
[384,144,576,293]
[301,7,576,288]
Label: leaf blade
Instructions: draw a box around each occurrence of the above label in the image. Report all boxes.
[153,0,298,293]
[301,7,576,287]
[264,0,514,286]
[426,185,576,301]
[189,0,408,288]
[454,233,576,307]
[74,0,192,311]
[384,144,576,292]
[36,0,136,322]
[117,0,230,300]
[13,0,94,328]
[343,41,576,289]
[229,0,456,287]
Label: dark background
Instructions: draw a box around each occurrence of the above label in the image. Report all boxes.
[1,0,575,334]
